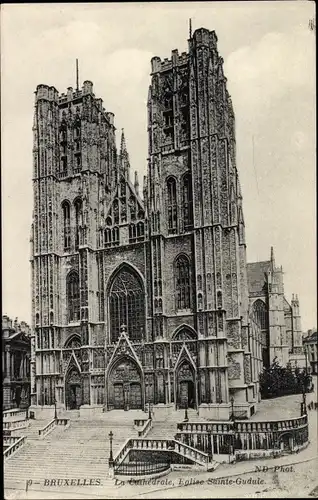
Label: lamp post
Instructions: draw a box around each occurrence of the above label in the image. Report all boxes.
[53,384,58,420]
[54,396,57,420]
[230,396,236,460]
[230,396,235,421]
[108,431,114,467]
[184,405,189,422]
[148,400,152,420]
[302,384,307,416]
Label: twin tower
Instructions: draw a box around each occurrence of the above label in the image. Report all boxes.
[30,27,262,419]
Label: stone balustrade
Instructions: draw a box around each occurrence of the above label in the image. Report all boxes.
[3,409,27,421]
[138,419,153,437]
[4,435,21,447]
[3,436,26,460]
[177,415,308,434]
[112,414,309,475]
[3,419,29,431]
[39,417,69,438]
[134,418,148,428]
[113,437,210,475]
[39,418,56,437]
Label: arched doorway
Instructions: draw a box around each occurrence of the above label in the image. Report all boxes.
[65,367,82,410]
[278,432,294,453]
[107,357,143,410]
[176,361,196,409]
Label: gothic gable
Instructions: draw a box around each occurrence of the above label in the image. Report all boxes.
[104,176,145,227]
[64,351,82,375]
[173,343,197,372]
[106,329,143,376]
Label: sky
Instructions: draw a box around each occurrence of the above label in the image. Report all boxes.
[1,1,316,331]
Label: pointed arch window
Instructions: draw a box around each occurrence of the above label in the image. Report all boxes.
[74,198,82,250]
[67,271,80,322]
[175,255,191,310]
[167,177,177,234]
[136,222,144,241]
[60,122,68,177]
[253,300,268,330]
[105,228,112,247]
[182,173,193,230]
[109,267,145,343]
[62,201,71,251]
[129,224,136,243]
[172,327,197,341]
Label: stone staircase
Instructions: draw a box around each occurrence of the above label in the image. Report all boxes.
[4,411,141,495]
[148,408,203,439]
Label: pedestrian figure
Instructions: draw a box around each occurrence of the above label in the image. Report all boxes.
[307,404,311,411]
[314,402,318,410]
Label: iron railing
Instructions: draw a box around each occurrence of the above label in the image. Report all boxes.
[114,461,170,476]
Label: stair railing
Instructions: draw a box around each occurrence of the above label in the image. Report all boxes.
[3,436,26,460]
[138,419,153,437]
[112,437,211,475]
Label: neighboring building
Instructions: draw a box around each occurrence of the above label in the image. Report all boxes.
[247,247,306,369]
[303,330,317,374]
[2,315,31,410]
[30,27,262,420]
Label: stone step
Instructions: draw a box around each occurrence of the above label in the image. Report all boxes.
[5,468,110,475]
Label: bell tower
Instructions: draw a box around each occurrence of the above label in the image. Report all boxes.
[147,27,260,418]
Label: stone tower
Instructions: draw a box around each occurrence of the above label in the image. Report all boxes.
[30,81,117,406]
[147,27,261,419]
[267,247,289,366]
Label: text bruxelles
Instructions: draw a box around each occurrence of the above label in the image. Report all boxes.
[43,478,101,487]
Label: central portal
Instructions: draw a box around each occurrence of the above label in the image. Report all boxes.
[65,368,82,410]
[107,357,143,410]
[176,361,196,409]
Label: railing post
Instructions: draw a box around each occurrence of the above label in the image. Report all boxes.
[108,430,114,468]
[184,406,189,422]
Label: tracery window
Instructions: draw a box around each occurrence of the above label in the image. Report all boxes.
[109,267,145,343]
[182,173,193,230]
[60,122,67,176]
[62,201,71,251]
[172,328,197,341]
[64,335,81,349]
[74,198,82,250]
[136,222,144,241]
[67,271,80,322]
[167,177,177,234]
[105,228,112,246]
[253,300,268,330]
[129,224,136,243]
[175,255,191,310]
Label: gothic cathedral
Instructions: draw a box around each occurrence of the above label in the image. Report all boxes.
[30,27,262,420]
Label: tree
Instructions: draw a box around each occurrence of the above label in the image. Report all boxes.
[259,358,310,399]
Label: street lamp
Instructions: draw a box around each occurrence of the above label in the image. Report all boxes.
[108,430,114,467]
[302,385,307,416]
[230,396,236,460]
[54,385,58,420]
[54,396,57,420]
[184,405,189,422]
[230,396,235,421]
[148,400,152,420]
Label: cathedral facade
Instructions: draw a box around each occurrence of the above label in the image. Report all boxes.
[247,247,305,370]
[30,27,262,420]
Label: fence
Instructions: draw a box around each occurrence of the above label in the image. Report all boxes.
[114,461,170,477]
